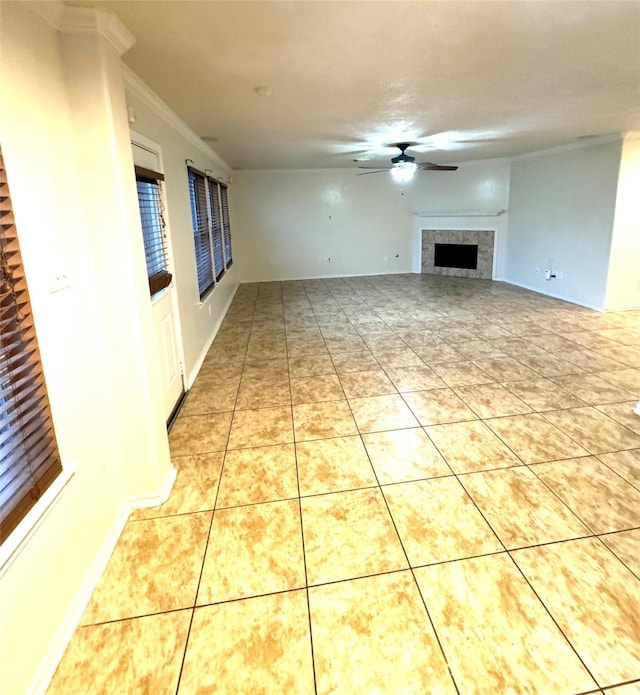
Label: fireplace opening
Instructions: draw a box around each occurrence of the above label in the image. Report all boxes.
[434,243,478,270]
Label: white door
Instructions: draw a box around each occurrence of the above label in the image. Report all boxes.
[132,136,185,422]
[151,290,183,419]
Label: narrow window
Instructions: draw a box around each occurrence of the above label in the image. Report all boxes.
[188,167,214,298]
[220,183,233,269]
[206,176,225,282]
[0,147,62,541]
[135,166,172,296]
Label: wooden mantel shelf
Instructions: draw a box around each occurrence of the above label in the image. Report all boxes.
[414,209,507,217]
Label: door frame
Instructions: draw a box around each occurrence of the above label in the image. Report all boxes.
[130,130,186,420]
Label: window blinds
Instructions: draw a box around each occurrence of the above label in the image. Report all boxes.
[206,177,225,281]
[220,183,233,269]
[188,168,215,298]
[187,165,233,298]
[134,166,172,296]
[0,148,62,541]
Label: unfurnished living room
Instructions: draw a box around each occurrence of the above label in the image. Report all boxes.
[1,1,640,693]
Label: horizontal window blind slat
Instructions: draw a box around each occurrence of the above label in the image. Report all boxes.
[135,176,171,298]
[0,382,46,421]
[188,168,214,297]
[0,384,45,421]
[0,435,58,494]
[1,147,62,543]
[220,184,233,268]
[0,458,62,539]
[0,402,52,448]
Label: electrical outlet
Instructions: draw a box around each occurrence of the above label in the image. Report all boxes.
[49,273,70,294]
[558,271,564,280]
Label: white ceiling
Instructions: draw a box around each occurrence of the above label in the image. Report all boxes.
[91,0,640,170]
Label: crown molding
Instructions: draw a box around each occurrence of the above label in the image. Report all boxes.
[122,65,230,173]
[56,6,135,56]
[511,133,622,162]
[28,1,65,28]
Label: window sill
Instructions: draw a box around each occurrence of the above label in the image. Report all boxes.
[0,463,77,577]
[151,286,170,305]
[197,284,216,306]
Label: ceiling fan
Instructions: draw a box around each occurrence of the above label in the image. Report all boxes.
[357,142,458,183]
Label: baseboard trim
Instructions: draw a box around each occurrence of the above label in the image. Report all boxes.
[237,268,413,284]
[187,283,239,388]
[128,464,178,510]
[27,464,177,695]
[499,278,605,311]
[602,302,640,312]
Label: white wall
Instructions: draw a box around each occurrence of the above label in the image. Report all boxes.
[233,169,413,281]
[410,158,511,277]
[0,4,195,693]
[124,74,238,384]
[504,138,622,309]
[233,159,511,282]
[605,132,640,310]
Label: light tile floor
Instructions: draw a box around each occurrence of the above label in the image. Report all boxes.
[48,274,640,694]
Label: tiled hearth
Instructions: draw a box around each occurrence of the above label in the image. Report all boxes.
[422,229,495,279]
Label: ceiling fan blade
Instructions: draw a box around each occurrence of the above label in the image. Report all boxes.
[358,165,392,170]
[356,170,389,176]
[418,162,459,171]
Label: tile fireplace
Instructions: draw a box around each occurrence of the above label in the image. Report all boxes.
[422,230,494,279]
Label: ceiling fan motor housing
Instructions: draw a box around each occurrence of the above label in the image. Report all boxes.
[390,142,415,165]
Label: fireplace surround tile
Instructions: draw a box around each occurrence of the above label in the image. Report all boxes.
[422,230,494,280]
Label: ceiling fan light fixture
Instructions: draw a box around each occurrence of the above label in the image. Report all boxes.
[390,162,417,183]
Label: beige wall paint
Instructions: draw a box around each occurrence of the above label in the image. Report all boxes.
[0,4,186,693]
[605,132,640,310]
[232,169,413,282]
[123,81,238,386]
[232,160,511,283]
[0,4,633,694]
[505,138,622,310]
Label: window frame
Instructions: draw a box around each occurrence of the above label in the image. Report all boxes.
[188,167,215,299]
[0,147,63,545]
[220,183,233,269]
[188,166,233,300]
[134,165,172,297]
[206,175,225,283]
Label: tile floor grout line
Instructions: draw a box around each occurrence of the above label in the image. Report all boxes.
[426,433,606,691]
[537,405,640,448]
[316,287,460,691]
[590,532,640,583]
[504,546,604,691]
[57,278,640,693]
[173,295,256,695]
[353,404,463,695]
[523,460,612,538]
[596,447,640,489]
[292,284,320,695]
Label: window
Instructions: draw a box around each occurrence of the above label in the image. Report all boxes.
[220,183,233,269]
[187,166,233,299]
[135,166,172,297]
[0,147,62,542]
[206,177,225,281]
[188,167,214,298]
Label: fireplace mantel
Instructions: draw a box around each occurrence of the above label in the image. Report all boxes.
[414,209,506,217]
